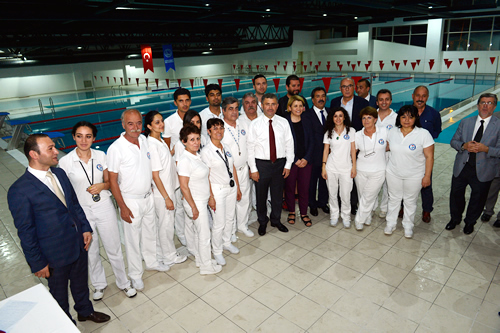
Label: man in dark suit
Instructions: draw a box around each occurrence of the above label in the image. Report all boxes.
[305,87,330,216]
[356,78,377,108]
[7,134,110,324]
[446,93,500,234]
[277,75,309,117]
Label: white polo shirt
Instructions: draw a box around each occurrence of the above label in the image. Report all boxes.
[386,127,434,179]
[323,127,356,173]
[222,119,248,169]
[107,133,152,196]
[148,136,179,199]
[199,107,223,139]
[174,135,207,162]
[59,149,111,207]
[162,110,184,149]
[201,140,235,186]
[376,109,397,131]
[177,151,210,201]
[355,127,388,172]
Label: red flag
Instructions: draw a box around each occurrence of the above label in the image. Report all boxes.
[491,57,496,65]
[274,65,277,71]
[337,61,341,67]
[304,65,308,71]
[136,78,139,86]
[416,59,421,65]
[322,77,331,92]
[100,76,103,81]
[379,62,385,70]
[395,63,400,70]
[315,65,319,71]
[256,65,260,71]
[466,60,473,69]
[474,57,478,64]
[351,64,356,71]
[106,77,109,84]
[233,64,236,70]
[265,65,268,71]
[141,45,154,74]
[283,65,287,71]
[128,78,131,83]
[234,79,240,91]
[357,61,361,67]
[277,61,280,66]
[94,75,97,80]
[347,61,351,66]
[429,59,435,70]
[391,60,395,66]
[309,61,312,67]
[113,77,116,83]
[203,79,208,87]
[444,58,449,63]
[445,60,452,69]
[218,79,223,87]
[165,79,169,88]
[155,78,159,88]
[120,77,123,85]
[177,79,182,87]
[189,79,194,89]
[299,77,305,92]
[318,61,321,66]
[293,61,296,66]
[339,64,343,71]
[352,76,362,86]
[459,58,464,65]
[327,61,331,65]
[367,61,372,66]
[293,65,297,71]
[326,64,331,71]
[273,78,280,92]
[247,64,251,69]
[145,78,149,87]
[411,62,417,70]
[285,61,288,66]
[300,61,303,66]
[240,65,244,70]
[403,60,407,66]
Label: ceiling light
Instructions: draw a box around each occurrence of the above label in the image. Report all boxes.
[205,3,210,6]
[265,42,268,45]
[210,48,213,50]
[202,51,212,54]
[323,13,327,17]
[116,7,134,10]
[467,44,470,47]
[354,16,358,20]
[266,8,270,11]
[127,54,140,58]
[77,46,82,50]
[428,6,433,9]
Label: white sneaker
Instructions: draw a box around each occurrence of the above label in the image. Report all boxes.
[379,211,387,218]
[200,263,222,275]
[132,279,144,291]
[122,287,137,298]
[384,225,396,235]
[355,222,364,231]
[240,228,255,237]
[404,228,413,239]
[146,262,171,272]
[364,216,372,226]
[223,244,240,254]
[213,253,226,266]
[343,221,351,229]
[164,254,188,265]
[330,218,338,227]
[231,234,238,243]
[93,289,104,301]
[196,259,218,268]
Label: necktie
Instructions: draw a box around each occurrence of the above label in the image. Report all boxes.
[468,120,484,166]
[320,110,325,125]
[269,119,277,163]
[46,171,67,207]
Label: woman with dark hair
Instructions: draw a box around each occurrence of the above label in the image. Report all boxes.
[144,111,187,268]
[59,121,136,300]
[385,105,434,238]
[177,124,222,275]
[173,109,207,162]
[321,107,357,228]
[284,95,314,226]
[354,107,388,231]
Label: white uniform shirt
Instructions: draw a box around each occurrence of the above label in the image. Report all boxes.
[148,136,180,199]
[247,114,295,173]
[58,149,111,207]
[177,151,210,201]
[355,127,388,172]
[376,109,397,131]
[341,97,354,120]
[239,111,262,128]
[323,127,356,173]
[162,110,184,149]
[240,101,263,115]
[201,141,235,186]
[313,106,327,125]
[222,119,248,169]
[107,133,152,196]
[174,135,207,162]
[28,166,65,196]
[386,127,434,179]
[199,107,223,139]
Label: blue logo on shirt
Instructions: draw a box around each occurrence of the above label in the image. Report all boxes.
[226,151,232,158]
[241,129,246,135]
[378,139,385,145]
[387,125,393,130]
[343,134,350,140]
[96,164,103,171]
[409,144,416,151]
[147,152,151,159]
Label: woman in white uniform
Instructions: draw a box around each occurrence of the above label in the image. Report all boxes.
[177,124,222,275]
[201,118,241,266]
[59,121,136,300]
[385,105,434,238]
[354,107,388,230]
[322,107,357,228]
[144,111,188,267]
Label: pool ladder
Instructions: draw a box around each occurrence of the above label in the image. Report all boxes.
[39,98,56,117]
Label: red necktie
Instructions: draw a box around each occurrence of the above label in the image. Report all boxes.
[269,119,277,162]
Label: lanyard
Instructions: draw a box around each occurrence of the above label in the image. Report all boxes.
[362,131,377,157]
[216,149,233,178]
[79,159,94,186]
[227,125,241,156]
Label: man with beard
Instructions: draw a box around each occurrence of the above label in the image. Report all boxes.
[277,75,309,117]
[200,84,223,138]
[241,74,267,114]
[356,78,377,108]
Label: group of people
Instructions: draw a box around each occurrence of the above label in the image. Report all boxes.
[7,74,500,325]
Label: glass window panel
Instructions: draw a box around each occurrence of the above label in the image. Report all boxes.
[494,17,500,31]
[394,26,410,35]
[447,33,468,51]
[319,29,332,39]
[412,24,428,34]
[442,33,448,50]
[377,36,392,42]
[491,32,500,50]
[449,19,470,33]
[394,35,409,45]
[372,27,377,38]
[443,20,450,33]
[378,27,392,36]
[469,32,491,50]
[347,25,358,38]
[411,34,427,47]
[471,17,493,31]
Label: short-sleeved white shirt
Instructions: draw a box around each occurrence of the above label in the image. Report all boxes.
[107,133,152,196]
[162,110,184,149]
[239,111,262,128]
[58,149,111,207]
[177,151,210,201]
[174,135,207,162]
[201,140,235,186]
[376,109,397,132]
[148,136,179,198]
[355,127,388,172]
[199,107,223,139]
[323,127,356,173]
[386,127,434,179]
[222,119,248,169]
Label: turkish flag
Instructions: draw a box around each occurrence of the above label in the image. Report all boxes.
[234,79,240,91]
[203,79,208,88]
[273,78,280,92]
[141,45,154,74]
[322,77,331,92]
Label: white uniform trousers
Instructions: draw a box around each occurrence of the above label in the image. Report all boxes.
[174,188,186,243]
[326,171,353,222]
[121,194,158,280]
[375,153,390,213]
[355,170,385,226]
[211,184,237,255]
[235,165,251,233]
[153,194,178,264]
[183,199,212,270]
[84,198,130,290]
[386,173,422,230]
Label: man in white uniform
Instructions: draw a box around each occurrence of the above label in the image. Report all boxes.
[200,84,223,138]
[240,92,262,126]
[108,109,170,292]
[222,96,254,238]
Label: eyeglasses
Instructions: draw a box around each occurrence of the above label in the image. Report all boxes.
[479,101,495,106]
[341,84,354,89]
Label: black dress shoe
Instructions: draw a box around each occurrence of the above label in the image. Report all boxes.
[258,224,267,236]
[271,222,289,232]
[445,221,458,230]
[310,207,319,216]
[493,220,500,228]
[463,224,474,235]
[481,213,492,222]
[78,311,111,323]
[321,206,330,214]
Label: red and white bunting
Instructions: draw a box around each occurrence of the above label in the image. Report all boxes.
[322,77,331,92]
[189,79,194,89]
[203,79,208,88]
[299,77,305,92]
[234,79,240,91]
[273,78,280,92]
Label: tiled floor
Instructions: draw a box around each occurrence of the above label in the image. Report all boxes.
[1,121,500,332]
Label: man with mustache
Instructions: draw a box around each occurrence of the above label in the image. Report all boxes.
[240,92,262,126]
[200,84,223,139]
[356,78,377,108]
[241,74,267,115]
[108,109,170,292]
[277,75,309,117]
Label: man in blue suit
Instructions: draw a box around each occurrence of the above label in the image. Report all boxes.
[446,93,500,234]
[8,134,110,324]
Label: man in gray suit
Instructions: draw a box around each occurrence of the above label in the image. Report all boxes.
[447,93,500,234]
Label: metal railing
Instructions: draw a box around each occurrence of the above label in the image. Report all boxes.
[38,99,44,115]
[49,97,55,117]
